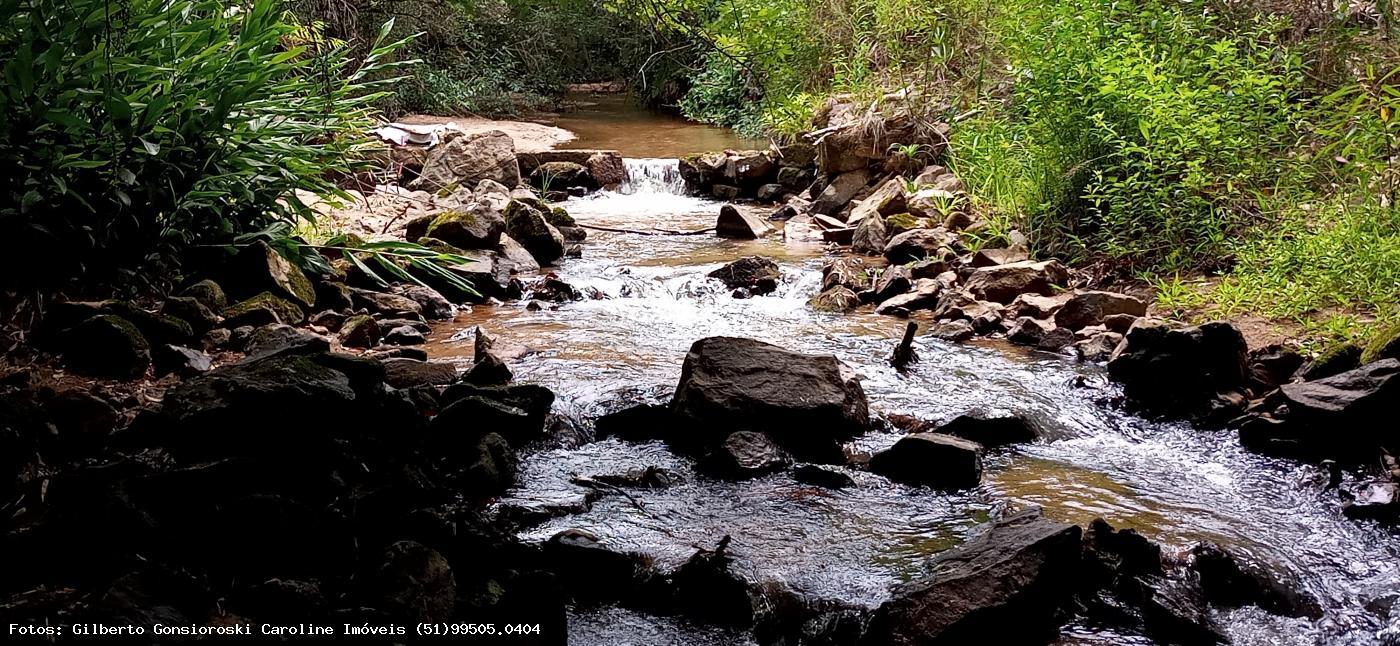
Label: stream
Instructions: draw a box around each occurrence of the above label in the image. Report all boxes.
[427,109,1400,645]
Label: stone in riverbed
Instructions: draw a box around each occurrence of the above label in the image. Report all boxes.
[964,260,1070,304]
[708,256,780,294]
[1191,542,1322,618]
[424,204,505,250]
[1108,319,1249,415]
[1053,290,1149,331]
[1246,359,1400,460]
[382,358,459,389]
[504,200,566,266]
[530,161,596,192]
[1342,481,1399,524]
[226,240,317,309]
[671,337,869,462]
[851,208,888,255]
[928,319,975,342]
[874,279,943,315]
[868,432,983,489]
[935,412,1040,447]
[809,286,862,313]
[861,508,1082,645]
[884,228,957,265]
[703,431,793,479]
[793,463,857,488]
[412,130,521,189]
[810,169,870,216]
[1007,317,1054,346]
[715,205,774,239]
[821,257,871,292]
[383,325,426,346]
[339,314,380,348]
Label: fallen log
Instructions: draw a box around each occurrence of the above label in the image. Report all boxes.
[892,321,919,369]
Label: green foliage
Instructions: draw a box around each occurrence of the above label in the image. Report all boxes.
[0,0,411,290]
[678,52,765,135]
[322,234,482,299]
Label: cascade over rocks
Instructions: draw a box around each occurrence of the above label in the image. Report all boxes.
[671,337,870,462]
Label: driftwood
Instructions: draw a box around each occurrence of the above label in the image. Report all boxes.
[892,321,919,369]
[578,223,716,236]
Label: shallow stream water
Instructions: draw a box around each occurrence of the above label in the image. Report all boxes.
[428,103,1400,645]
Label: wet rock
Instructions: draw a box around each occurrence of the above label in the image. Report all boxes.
[851,209,888,255]
[530,161,596,192]
[1075,331,1124,363]
[755,183,786,202]
[862,508,1082,645]
[339,314,381,348]
[413,130,521,189]
[809,286,863,313]
[595,403,677,443]
[374,540,456,623]
[544,529,647,604]
[227,240,317,309]
[314,280,354,311]
[873,266,912,302]
[592,465,681,489]
[884,228,956,265]
[1007,317,1054,346]
[424,204,506,250]
[1108,319,1249,415]
[153,344,213,377]
[919,320,971,344]
[1363,323,1400,364]
[671,337,870,461]
[1104,313,1138,334]
[1054,291,1149,331]
[776,166,814,190]
[531,276,583,302]
[464,351,513,386]
[430,394,540,450]
[62,314,151,378]
[222,292,305,327]
[1037,327,1076,352]
[586,152,626,190]
[383,358,458,389]
[463,432,517,494]
[182,279,228,311]
[715,205,774,239]
[671,537,753,625]
[710,184,740,200]
[810,169,870,216]
[704,431,793,478]
[1342,481,1400,524]
[935,413,1040,447]
[850,178,909,225]
[1191,542,1322,618]
[366,347,429,362]
[965,260,1070,304]
[822,257,871,292]
[709,256,780,295]
[383,325,426,346]
[503,199,566,266]
[793,463,856,488]
[874,278,943,315]
[243,324,330,361]
[869,432,983,489]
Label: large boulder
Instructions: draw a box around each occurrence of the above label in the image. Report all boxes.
[883,228,956,265]
[809,169,870,216]
[848,178,908,225]
[227,240,316,309]
[1241,359,1400,460]
[503,200,565,266]
[715,205,774,239]
[964,260,1070,304]
[868,433,983,489]
[1108,319,1249,414]
[850,209,888,255]
[530,161,596,191]
[1053,291,1148,331]
[861,508,1082,646]
[671,337,869,461]
[62,315,151,378]
[586,152,627,190]
[423,204,505,250]
[412,130,521,190]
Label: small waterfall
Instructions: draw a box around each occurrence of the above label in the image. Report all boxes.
[619,158,687,195]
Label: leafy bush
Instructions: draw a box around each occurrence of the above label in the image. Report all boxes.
[0,0,411,291]
[679,52,765,135]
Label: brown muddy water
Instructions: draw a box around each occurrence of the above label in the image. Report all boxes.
[428,105,1400,645]
[554,93,767,158]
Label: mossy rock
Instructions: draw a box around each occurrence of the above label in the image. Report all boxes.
[884,212,923,235]
[1361,321,1400,364]
[224,292,305,326]
[808,286,862,313]
[546,207,576,228]
[231,241,317,309]
[1298,343,1361,381]
[404,213,436,242]
[182,279,228,311]
[101,301,195,346]
[340,314,381,349]
[63,314,151,379]
[425,206,504,250]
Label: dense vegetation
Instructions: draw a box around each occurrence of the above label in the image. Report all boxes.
[1,0,1396,347]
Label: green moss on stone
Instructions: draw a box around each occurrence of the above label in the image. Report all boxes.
[224,292,305,325]
[885,212,921,234]
[1361,321,1400,364]
[546,207,576,228]
[182,279,228,310]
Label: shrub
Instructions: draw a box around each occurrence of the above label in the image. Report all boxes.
[0,0,410,291]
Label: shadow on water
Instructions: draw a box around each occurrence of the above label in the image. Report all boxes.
[429,152,1399,644]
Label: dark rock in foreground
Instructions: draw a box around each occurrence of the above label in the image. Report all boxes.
[861,508,1082,646]
[868,432,983,489]
[1108,319,1248,415]
[671,337,869,462]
